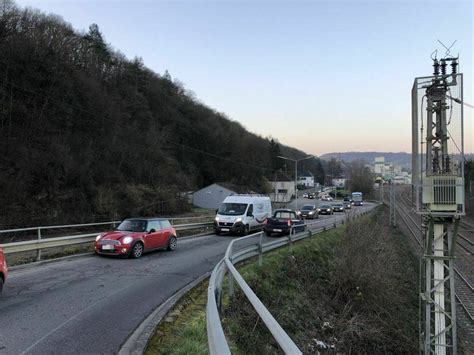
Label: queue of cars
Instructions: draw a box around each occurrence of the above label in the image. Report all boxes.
[0,193,363,293]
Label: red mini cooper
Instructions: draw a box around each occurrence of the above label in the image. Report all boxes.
[0,247,8,293]
[95,218,177,259]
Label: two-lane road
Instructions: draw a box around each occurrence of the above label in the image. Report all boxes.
[0,203,375,354]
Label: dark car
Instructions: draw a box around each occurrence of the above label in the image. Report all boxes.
[343,197,354,206]
[319,204,334,215]
[95,218,177,259]
[265,209,306,236]
[343,201,352,209]
[299,204,319,219]
[332,203,344,212]
[308,192,317,199]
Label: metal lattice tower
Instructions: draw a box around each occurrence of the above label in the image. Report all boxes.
[412,56,464,355]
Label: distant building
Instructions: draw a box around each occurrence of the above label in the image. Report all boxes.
[192,182,250,209]
[374,156,385,174]
[297,171,315,187]
[269,170,295,203]
[332,178,346,188]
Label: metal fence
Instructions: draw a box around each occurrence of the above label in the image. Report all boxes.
[207,208,371,354]
[0,218,213,261]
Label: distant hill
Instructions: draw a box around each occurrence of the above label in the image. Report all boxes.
[320,152,474,169]
[320,152,412,167]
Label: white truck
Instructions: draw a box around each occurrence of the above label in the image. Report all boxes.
[214,194,272,235]
[351,192,363,206]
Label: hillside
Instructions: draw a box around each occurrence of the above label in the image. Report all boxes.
[320,152,412,167]
[0,3,324,228]
[320,152,474,171]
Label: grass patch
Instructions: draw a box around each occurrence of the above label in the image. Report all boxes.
[145,279,209,355]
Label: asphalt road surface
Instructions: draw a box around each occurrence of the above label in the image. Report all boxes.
[0,202,375,354]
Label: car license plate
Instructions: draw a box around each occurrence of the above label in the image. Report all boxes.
[102,244,113,250]
[273,229,282,232]
[221,228,229,232]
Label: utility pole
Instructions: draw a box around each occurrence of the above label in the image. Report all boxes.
[412,54,464,355]
[277,155,314,211]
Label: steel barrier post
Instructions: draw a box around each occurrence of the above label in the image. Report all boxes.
[258,232,263,267]
[289,228,293,252]
[36,228,42,261]
[228,245,234,298]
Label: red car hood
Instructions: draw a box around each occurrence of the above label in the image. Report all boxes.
[100,231,142,241]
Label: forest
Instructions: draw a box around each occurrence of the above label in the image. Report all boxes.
[0,2,325,228]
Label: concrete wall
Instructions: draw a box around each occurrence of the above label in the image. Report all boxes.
[269,181,295,202]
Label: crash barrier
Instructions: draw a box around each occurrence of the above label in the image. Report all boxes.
[207,207,371,354]
[0,218,213,260]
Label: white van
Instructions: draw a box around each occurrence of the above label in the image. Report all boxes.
[214,194,272,235]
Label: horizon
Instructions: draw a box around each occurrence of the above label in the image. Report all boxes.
[16,0,473,156]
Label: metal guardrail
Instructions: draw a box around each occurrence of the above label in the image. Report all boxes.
[0,220,214,260]
[207,208,371,355]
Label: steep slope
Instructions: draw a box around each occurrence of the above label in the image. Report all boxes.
[0,4,322,228]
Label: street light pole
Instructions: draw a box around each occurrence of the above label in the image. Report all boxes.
[277,155,314,211]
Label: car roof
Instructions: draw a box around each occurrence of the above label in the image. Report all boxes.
[274,209,295,212]
[302,204,316,208]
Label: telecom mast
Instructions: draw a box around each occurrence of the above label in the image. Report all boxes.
[412,55,464,354]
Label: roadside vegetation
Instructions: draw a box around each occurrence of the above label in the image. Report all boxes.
[146,206,419,354]
[145,279,209,355]
[223,206,418,354]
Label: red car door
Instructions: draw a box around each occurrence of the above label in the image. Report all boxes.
[145,220,162,249]
[158,220,173,248]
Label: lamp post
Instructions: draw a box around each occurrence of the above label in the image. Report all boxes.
[277,155,314,210]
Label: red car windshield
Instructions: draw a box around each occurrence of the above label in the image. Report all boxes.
[116,220,147,232]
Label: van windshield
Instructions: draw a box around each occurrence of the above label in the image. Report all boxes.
[218,203,248,216]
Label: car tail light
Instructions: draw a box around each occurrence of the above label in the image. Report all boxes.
[287,220,291,226]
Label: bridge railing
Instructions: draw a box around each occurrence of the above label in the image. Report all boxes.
[0,218,214,260]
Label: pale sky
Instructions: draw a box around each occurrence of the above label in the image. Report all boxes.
[16,0,473,155]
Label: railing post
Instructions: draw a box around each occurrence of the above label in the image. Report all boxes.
[289,227,293,253]
[258,232,263,267]
[36,228,42,261]
[228,245,234,298]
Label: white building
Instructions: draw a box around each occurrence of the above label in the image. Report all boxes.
[374,157,385,174]
[193,182,249,209]
[269,171,295,203]
[332,178,346,188]
[297,171,315,187]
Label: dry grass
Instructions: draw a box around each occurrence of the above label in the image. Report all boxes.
[222,206,419,354]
